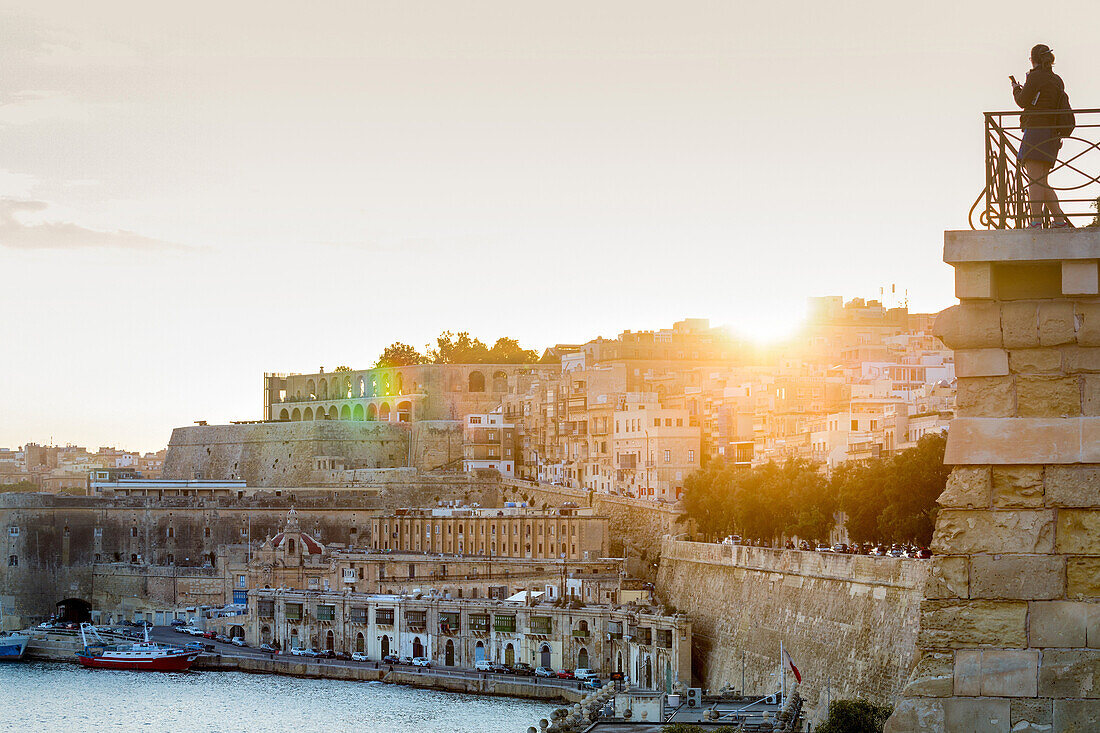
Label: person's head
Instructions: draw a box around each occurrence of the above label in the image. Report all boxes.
[1030,44,1055,69]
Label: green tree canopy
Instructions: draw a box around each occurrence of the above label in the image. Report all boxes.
[833,432,948,546]
[375,342,428,367]
[817,699,893,733]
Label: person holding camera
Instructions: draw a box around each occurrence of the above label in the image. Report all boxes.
[1012,43,1073,229]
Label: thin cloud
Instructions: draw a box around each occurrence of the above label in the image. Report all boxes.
[0,199,195,252]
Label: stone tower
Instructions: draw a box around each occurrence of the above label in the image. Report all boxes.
[887,230,1100,732]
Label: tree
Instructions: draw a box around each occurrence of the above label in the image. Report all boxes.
[817,699,892,733]
[487,337,539,364]
[428,331,491,364]
[834,433,948,546]
[375,343,428,367]
[332,365,352,372]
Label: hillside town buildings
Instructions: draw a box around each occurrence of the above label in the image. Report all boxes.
[0,443,166,493]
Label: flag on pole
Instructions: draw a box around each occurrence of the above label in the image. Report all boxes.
[783,648,802,684]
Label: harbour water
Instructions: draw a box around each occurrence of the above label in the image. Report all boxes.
[1,662,553,733]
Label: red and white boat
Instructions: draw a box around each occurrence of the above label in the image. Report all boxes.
[76,623,200,671]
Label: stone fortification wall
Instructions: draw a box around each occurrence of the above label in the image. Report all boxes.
[656,539,929,721]
[163,421,411,486]
[91,564,227,613]
[0,479,499,620]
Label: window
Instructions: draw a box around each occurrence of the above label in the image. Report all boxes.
[167,527,174,538]
[688,450,695,463]
[204,527,211,538]
[653,418,660,427]
[94,527,103,537]
[470,417,482,425]
[285,603,302,621]
[851,420,858,431]
[350,607,367,624]
[316,605,335,621]
[376,608,395,625]
[7,555,16,567]
[665,418,672,426]
[130,527,138,537]
[6,526,17,536]
[677,418,683,426]
[493,615,516,633]
[343,568,357,582]
[664,450,671,463]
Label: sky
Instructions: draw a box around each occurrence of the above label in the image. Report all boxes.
[1,1,1098,452]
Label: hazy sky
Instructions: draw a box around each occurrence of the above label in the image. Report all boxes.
[1,1,1098,451]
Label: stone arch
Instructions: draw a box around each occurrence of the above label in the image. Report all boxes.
[468,371,485,393]
[644,655,652,688]
[397,401,412,423]
[303,407,314,421]
[356,376,365,398]
[366,403,378,421]
[617,651,623,673]
[445,639,455,666]
[343,376,352,399]
[383,373,392,395]
[327,405,338,420]
[356,632,365,653]
[380,635,390,658]
[340,405,352,420]
[474,640,486,663]
[290,628,299,649]
[540,644,551,669]
[319,379,328,400]
[306,379,316,399]
[369,376,378,397]
[325,630,335,651]
[352,404,365,421]
[396,373,404,394]
[412,636,424,658]
[379,402,391,421]
[492,370,507,392]
[229,625,245,639]
[261,625,272,644]
[291,408,301,421]
[278,408,290,421]
[505,642,515,666]
[578,646,589,669]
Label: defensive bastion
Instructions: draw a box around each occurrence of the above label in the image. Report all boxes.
[656,538,929,721]
[886,229,1100,732]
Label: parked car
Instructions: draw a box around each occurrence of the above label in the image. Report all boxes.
[474,659,495,672]
[351,652,369,662]
[412,657,431,668]
[215,635,232,644]
[831,543,849,554]
[574,668,599,681]
[169,619,186,627]
[203,631,217,640]
[584,678,604,690]
[382,654,400,664]
[184,641,205,652]
[815,544,832,552]
[231,638,247,647]
[259,643,277,653]
[509,662,535,676]
[534,666,556,678]
[334,651,351,661]
[798,540,811,551]
[556,669,575,679]
[316,649,336,659]
[290,647,314,657]
[915,548,933,559]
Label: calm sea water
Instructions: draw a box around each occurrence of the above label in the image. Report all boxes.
[0,662,553,733]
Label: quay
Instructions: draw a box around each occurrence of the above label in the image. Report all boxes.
[21,624,584,705]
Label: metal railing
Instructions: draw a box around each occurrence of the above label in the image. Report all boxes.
[970,108,1100,229]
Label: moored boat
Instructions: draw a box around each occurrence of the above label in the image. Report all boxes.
[0,631,29,661]
[75,623,199,671]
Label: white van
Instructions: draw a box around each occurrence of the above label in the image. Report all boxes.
[574,668,599,681]
[474,659,494,672]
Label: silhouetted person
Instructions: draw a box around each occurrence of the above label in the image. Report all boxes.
[1012,44,1072,228]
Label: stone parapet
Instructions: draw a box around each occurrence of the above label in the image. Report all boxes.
[887,230,1100,733]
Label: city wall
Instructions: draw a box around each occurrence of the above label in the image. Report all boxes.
[162,420,466,486]
[656,539,929,721]
[0,478,499,621]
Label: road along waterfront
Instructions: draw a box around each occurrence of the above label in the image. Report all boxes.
[2,661,554,733]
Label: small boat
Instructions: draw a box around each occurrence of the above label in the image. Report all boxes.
[0,631,28,661]
[76,623,200,671]
[0,605,28,661]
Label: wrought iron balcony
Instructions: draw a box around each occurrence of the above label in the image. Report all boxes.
[971,108,1100,229]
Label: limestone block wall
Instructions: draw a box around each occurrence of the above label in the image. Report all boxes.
[887,230,1100,733]
[656,539,929,722]
[163,421,411,486]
